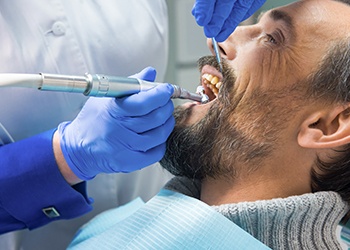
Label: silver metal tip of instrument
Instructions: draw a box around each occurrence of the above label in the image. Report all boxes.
[196,86,210,104]
[212,37,223,73]
[171,84,209,104]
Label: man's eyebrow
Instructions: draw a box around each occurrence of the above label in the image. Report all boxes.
[257,9,295,37]
[269,9,295,35]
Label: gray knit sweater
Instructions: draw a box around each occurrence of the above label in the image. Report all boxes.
[164,177,350,249]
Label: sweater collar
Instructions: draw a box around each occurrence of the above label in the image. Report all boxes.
[164,177,349,249]
[212,191,348,249]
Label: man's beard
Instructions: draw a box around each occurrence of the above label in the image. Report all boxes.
[160,56,301,181]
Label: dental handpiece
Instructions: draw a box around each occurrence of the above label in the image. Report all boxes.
[0,73,209,104]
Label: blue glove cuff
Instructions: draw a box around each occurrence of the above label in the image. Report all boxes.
[58,121,95,181]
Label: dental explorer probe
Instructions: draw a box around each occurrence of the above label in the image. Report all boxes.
[0,73,209,104]
[212,37,223,73]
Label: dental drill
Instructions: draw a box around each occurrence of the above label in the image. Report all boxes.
[0,73,209,104]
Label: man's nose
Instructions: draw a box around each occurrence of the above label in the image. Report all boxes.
[206,26,250,61]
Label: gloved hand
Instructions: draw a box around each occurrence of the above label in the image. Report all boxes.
[192,0,266,42]
[58,67,175,180]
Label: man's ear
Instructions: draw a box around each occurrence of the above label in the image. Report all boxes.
[298,105,350,148]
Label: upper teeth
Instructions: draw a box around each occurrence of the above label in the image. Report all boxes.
[202,73,222,96]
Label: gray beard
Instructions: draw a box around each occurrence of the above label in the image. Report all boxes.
[160,102,224,179]
[159,93,278,180]
[160,55,299,181]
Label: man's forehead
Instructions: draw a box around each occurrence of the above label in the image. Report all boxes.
[259,0,350,40]
[260,0,350,21]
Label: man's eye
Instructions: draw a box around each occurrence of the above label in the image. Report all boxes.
[266,34,277,44]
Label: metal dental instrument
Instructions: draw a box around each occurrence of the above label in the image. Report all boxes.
[212,37,223,73]
[0,73,209,103]
[196,86,210,104]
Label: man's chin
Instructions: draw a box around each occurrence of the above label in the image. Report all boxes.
[159,154,191,178]
[159,124,204,179]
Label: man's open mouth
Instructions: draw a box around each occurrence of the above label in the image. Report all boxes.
[200,65,223,102]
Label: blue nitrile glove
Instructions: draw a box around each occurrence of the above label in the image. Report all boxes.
[58,67,175,180]
[192,0,266,42]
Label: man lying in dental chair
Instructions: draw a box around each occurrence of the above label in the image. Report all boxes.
[68,0,350,249]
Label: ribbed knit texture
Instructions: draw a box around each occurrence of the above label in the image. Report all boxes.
[165,177,350,250]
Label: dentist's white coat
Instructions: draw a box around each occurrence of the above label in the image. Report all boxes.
[0,1,172,249]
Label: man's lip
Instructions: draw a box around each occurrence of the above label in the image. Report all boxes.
[181,101,198,109]
[178,98,215,125]
[201,65,223,80]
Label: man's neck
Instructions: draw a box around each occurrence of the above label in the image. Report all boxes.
[200,164,312,205]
